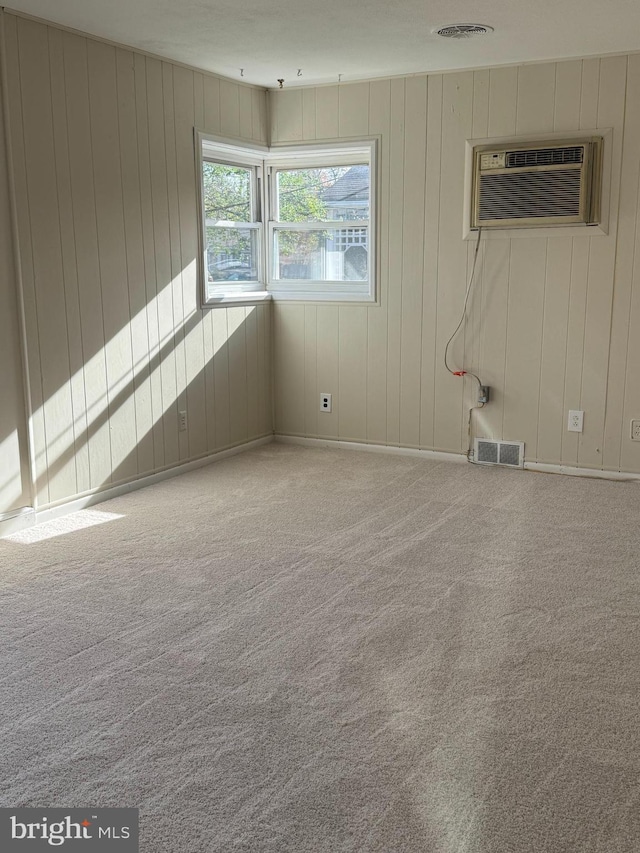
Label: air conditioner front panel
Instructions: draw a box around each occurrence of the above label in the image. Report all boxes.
[471,138,602,230]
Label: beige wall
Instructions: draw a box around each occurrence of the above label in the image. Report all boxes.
[271,57,640,473]
[4,9,640,514]
[0,35,30,516]
[1,11,272,510]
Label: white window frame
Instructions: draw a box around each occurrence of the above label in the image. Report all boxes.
[195,133,377,306]
[267,141,376,302]
[196,133,270,307]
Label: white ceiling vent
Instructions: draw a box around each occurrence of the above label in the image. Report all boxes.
[436,24,494,39]
[474,438,524,468]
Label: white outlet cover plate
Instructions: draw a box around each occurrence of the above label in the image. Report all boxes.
[631,419,640,441]
[320,393,332,413]
[568,410,584,432]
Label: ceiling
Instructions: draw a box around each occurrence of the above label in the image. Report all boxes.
[6,0,640,88]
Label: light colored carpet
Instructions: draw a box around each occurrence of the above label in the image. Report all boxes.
[1,442,639,852]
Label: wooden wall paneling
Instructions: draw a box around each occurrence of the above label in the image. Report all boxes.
[302,88,317,140]
[315,86,339,140]
[146,57,179,467]
[367,79,391,445]
[536,239,573,464]
[251,87,264,143]
[580,59,601,129]
[134,52,165,470]
[516,62,556,136]
[245,305,259,438]
[502,239,547,455]
[272,89,302,142]
[472,70,490,139]
[203,308,217,451]
[87,40,138,484]
[262,303,273,436]
[487,66,518,138]
[227,305,249,444]
[191,72,215,453]
[115,48,155,477]
[604,54,640,471]
[468,72,490,414]
[193,72,204,132]
[620,55,640,473]
[0,14,29,513]
[162,62,189,461]
[3,14,48,505]
[316,306,339,438]
[19,19,78,503]
[304,306,318,436]
[433,72,473,453]
[553,60,582,132]
[48,27,91,495]
[339,82,369,138]
[561,239,590,464]
[476,240,510,440]
[173,65,208,459]
[419,74,443,450]
[399,75,427,448]
[338,306,367,441]
[61,32,114,493]
[273,304,304,435]
[203,75,221,135]
[579,56,627,469]
[219,80,240,138]
[212,308,231,448]
[239,85,253,140]
[385,77,405,446]
[255,304,267,436]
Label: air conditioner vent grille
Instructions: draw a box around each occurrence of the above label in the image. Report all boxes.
[505,146,583,168]
[499,443,522,467]
[478,168,582,221]
[474,439,524,468]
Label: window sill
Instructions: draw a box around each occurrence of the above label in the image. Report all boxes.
[203,291,272,308]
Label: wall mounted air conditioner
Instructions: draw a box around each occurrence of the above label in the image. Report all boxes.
[471,137,603,230]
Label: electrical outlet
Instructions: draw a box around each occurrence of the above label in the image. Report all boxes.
[179,410,188,432]
[568,410,584,432]
[320,393,332,413]
[631,420,640,441]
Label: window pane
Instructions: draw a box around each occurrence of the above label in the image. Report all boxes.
[203,161,252,223]
[206,227,258,283]
[273,228,368,281]
[276,165,369,222]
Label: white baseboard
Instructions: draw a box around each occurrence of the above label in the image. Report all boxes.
[0,506,36,538]
[274,435,468,464]
[1,435,274,538]
[524,460,640,482]
[275,434,640,482]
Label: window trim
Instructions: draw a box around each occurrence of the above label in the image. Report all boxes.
[195,132,378,306]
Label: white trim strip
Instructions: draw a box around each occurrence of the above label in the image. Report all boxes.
[275,435,640,481]
[1,436,274,538]
[524,461,640,482]
[274,435,468,464]
[0,508,36,539]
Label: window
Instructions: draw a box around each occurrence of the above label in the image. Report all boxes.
[198,137,267,305]
[196,134,377,305]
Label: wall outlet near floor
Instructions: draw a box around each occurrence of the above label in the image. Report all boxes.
[631,420,640,441]
[179,410,188,432]
[568,410,584,432]
[320,393,332,413]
